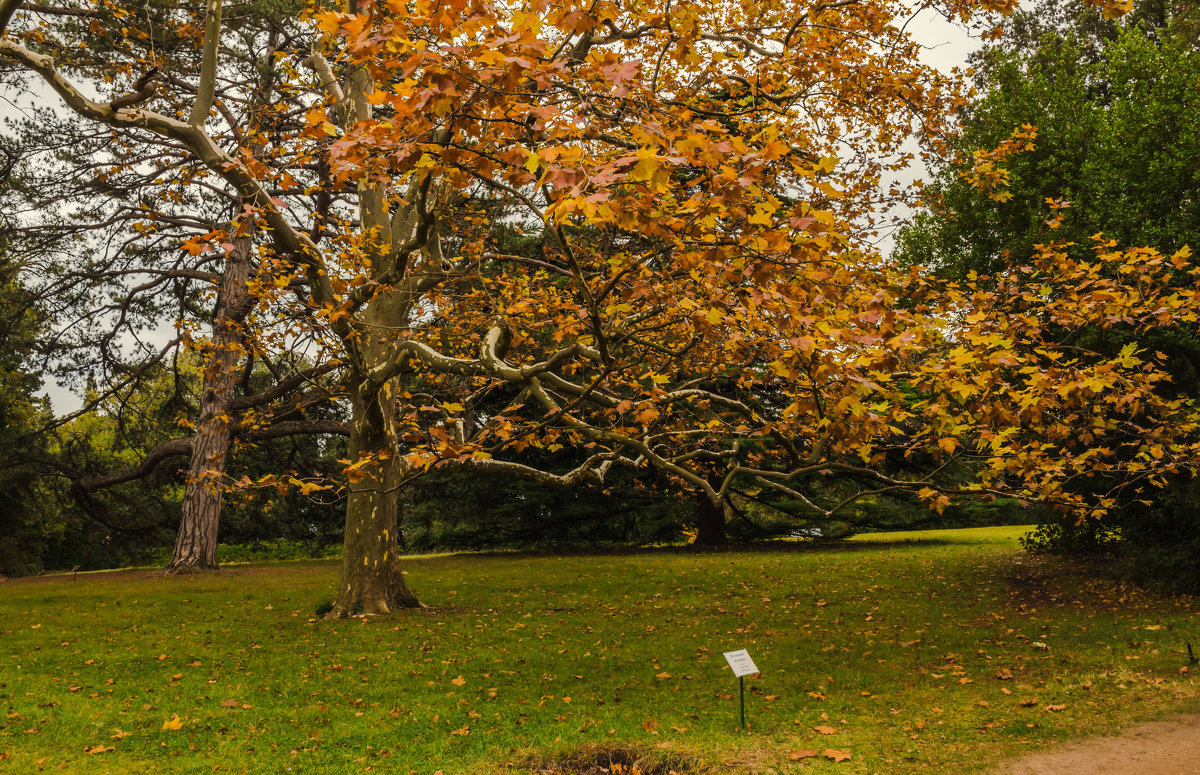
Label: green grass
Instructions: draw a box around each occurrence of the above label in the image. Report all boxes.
[3,525,1200,774]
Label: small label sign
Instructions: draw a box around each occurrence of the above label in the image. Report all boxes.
[723,649,759,677]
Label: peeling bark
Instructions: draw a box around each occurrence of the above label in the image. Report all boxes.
[326,378,419,617]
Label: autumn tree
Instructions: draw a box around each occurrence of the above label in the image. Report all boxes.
[5,0,1197,618]
[897,0,1200,584]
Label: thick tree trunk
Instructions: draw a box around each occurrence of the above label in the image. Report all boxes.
[693,491,727,547]
[325,53,424,616]
[165,231,250,574]
[326,381,420,617]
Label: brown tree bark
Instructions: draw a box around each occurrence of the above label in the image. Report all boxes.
[693,491,728,547]
[165,230,250,574]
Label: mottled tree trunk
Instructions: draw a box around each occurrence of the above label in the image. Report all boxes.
[165,231,250,574]
[326,379,420,617]
[325,47,425,616]
[693,491,728,547]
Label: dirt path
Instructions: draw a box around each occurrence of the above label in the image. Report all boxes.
[991,716,1200,774]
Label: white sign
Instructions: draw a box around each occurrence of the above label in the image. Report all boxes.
[723,649,759,677]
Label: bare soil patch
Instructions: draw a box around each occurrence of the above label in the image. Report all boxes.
[991,715,1200,774]
[513,743,705,775]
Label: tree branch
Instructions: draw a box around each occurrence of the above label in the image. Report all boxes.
[188,0,222,126]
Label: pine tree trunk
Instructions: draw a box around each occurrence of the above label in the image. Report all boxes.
[165,231,250,574]
[693,491,727,546]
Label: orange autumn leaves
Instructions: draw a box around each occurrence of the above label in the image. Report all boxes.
[286,0,1200,520]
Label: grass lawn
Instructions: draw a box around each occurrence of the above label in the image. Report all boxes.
[3,525,1200,774]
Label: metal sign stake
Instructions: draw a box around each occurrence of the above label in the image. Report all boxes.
[738,674,745,730]
[723,649,759,732]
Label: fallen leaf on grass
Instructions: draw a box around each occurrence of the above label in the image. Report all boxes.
[656,672,672,679]
[823,749,852,763]
[111,730,130,739]
[84,745,114,755]
[451,676,466,687]
[995,669,1014,680]
[1045,704,1066,712]
[449,725,470,737]
[220,700,238,708]
[162,716,183,731]
[641,719,659,732]
[1018,699,1038,708]
[814,725,838,735]
[789,749,818,760]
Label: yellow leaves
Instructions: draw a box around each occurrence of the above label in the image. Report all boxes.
[1091,0,1133,18]
[961,124,1037,202]
[813,725,838,735]
[1170,245,1193,270]
[823,749,852,763]
[508,10,543,35]
[451,675,466,686]
[790,749,818,760]
[84,745,115,755]
[629,147,664,187]
[161,715,183,731]
[524,149,541,174]
[303,108,338,138]
[748,203,776,227]
[288,477,332,496]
